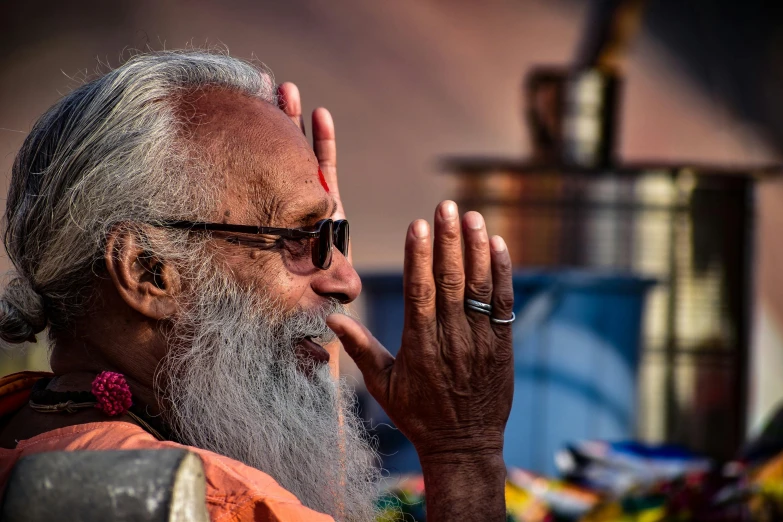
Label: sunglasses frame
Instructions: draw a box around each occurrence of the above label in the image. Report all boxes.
[157,218,349,270]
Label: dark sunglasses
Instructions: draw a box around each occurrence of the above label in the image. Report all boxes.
[157,219,349,270]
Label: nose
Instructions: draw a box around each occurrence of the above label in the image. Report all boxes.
[311,249,361,304]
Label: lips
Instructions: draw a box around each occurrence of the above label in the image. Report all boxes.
[295,336,331,365]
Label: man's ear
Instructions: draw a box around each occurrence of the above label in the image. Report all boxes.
[104,226,180,320]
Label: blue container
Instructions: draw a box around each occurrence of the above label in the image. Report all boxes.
[360,271,655,475]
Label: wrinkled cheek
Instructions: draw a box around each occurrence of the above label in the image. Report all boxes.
[264,269,310,310]
[244,265,310,312]
[215,248,315,318]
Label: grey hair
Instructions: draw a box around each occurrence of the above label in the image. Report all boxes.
[1,50,276,343]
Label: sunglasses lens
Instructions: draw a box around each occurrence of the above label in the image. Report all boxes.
[312,220,333,269]
[334,220,349,256]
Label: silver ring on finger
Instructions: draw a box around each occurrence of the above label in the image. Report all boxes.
[466,304,492,316]
[465,299,492,311]
[490,311,516,325]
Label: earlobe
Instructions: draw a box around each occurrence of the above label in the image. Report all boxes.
[104,226,180,320]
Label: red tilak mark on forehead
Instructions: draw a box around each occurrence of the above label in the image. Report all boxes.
[317,168,330,193]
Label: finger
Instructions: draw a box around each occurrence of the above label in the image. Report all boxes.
[312,107,337,184]
[489,236,514,336]
[462,211,492,328]
[433,201,465,319]
[276,82,305,135]
[327,313,393,403]
[313,107,351,260]
[403,219,436,337]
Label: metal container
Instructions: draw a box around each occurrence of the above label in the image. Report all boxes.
[441,159,762,461]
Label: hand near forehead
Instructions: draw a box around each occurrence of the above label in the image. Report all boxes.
[276,83,348,233]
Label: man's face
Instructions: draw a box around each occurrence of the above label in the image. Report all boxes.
[158,90,378,521]
[185,89,361,362]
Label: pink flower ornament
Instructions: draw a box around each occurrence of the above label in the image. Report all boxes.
[91,371,133,416]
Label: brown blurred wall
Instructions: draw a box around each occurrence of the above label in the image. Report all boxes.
[1,0,781,439]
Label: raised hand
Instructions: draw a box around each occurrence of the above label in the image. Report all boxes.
[276,83,348,227]
[328,200,514,521]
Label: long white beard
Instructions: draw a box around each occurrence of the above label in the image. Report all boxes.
[158,271,380,521]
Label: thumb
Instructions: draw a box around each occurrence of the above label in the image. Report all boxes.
[327,314,393,399]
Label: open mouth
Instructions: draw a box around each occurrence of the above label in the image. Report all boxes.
[295,336,331,365]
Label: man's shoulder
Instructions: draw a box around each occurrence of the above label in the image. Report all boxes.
[3,422,333,522]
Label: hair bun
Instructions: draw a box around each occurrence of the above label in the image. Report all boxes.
[0,275,47,343]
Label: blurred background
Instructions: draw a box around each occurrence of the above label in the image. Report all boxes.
[4,0,783,514]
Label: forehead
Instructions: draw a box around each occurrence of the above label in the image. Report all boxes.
[182,88,331,226]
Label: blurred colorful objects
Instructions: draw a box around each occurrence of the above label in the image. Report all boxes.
[507,468,600,519]
[556,440,712,496]
[376,474,426,522]
[375,440,783,521]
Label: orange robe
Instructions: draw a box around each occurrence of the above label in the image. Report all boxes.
[0,372,334,522]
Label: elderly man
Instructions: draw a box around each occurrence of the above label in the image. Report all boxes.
[0,50,514,521]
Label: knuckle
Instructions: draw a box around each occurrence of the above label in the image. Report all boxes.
[351,349,372,366]
[467,233,489,251]
[493,292,515,312]
[407,280,436,305]
[466,279,492,299]
[405,241,426,258]
[436,270,464,294]
[439,224,461,242]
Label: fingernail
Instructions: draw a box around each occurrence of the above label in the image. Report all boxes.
[465,212,484,230]
[413,220,429,238]
[490,236,507,253]
[440,201,457,221]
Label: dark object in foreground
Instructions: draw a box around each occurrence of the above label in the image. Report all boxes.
[0,449,208,522]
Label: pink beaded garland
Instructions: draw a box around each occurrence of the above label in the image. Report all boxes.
[91,371,133,416]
